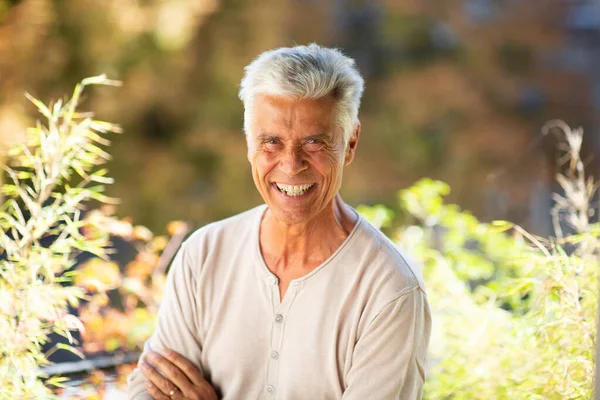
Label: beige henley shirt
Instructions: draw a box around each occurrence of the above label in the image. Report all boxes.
[127,204,431,399]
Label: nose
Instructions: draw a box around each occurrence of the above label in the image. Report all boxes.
[279,147,308,176]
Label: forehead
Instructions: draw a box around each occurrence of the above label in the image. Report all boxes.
[250,94,336,135]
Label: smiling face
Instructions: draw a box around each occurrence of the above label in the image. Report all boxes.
[246,94,359,226]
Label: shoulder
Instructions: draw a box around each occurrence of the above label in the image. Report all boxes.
[336,211,429,338]
[177,204,265,268]
[346,212,426,301]
[340,212,425,326]
[185,205,264,245]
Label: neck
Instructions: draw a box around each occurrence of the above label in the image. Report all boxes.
[259,195,357,271]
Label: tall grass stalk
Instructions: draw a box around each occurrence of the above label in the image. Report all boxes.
[0,75,120,398]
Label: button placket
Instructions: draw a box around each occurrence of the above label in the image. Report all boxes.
[265,284,299,398]
[266,275,280,312]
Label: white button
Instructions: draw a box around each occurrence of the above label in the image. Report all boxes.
[275,314,283,323]
[267,385,275,394]
[267,276,278,285]
[271,350,279,359]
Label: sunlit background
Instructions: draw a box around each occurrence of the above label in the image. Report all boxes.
[2,0,599,234]
[1,0,600,398]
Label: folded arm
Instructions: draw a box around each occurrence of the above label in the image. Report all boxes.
[127,242,205,400]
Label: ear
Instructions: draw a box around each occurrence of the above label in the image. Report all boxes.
[344,122,361,166]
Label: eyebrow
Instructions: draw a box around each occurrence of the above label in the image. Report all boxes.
[304,133,331,141]
[256,133,331,141]
[256,134,279,141]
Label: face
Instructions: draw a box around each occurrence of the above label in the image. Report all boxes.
[246,94,360,226]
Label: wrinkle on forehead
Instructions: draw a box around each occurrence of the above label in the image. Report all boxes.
[251,94,338,140]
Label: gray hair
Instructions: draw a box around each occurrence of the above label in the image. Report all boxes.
[238,44,365,142]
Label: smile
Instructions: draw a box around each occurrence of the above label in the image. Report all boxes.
[274,183,315,197]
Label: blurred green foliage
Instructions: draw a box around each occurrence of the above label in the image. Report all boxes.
[1,1,599,396]
[359,134,598,398]
[1,0,598,235]
[0,75,596,399]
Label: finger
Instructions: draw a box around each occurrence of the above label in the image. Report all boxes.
[140,360,181,397]
[161,348,205,387]
[146,380,170,400]
[146,352,196,394]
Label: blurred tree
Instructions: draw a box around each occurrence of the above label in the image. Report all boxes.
[0,0,597,234]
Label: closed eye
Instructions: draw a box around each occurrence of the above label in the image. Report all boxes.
[260,137,283,151]
[304,138,326,151]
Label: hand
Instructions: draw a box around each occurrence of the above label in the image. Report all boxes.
[140,348,218,400]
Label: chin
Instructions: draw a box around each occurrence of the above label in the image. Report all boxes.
[267,206,316,226]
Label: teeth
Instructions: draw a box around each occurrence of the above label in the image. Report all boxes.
[276,183,314,196]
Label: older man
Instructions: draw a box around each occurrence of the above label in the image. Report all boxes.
[128,44,431,400]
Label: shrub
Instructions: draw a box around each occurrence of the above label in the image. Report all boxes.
[0,76,121,398]
[359,122,598,399]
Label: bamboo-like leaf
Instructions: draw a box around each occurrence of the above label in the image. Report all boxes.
[490,220,514,232]
[24,185,38,202]
[89,120,123,134]
[60,214,86,242]
[82,142,112,161]
[9,199,26,226]
[70,162,89,180]
[1,184,19,197]
[7,146,23,156]
[81,74,122,87]
[25,92,52,118]
[89,192,121,204]
[24,128,43,147]
[61,190,88,209]
[1,77,124,397]
[51,98,63,117]
[90,174,114,185]
[0,213,27,236]
[45,375,70,389]
[79,152,103,165]
[71,111,95,119]
[92,168,109,177]
[46,342,84,360]
[83,129,112,146]
[15,170,31,180]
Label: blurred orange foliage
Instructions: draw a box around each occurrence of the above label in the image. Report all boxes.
[75,207,188,356]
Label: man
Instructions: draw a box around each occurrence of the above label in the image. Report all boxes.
[128,44,431,400]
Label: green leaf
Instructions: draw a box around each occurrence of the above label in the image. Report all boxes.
[89,119,123,134]
[1,184,19,197]
[81,74,122,87]
[71,162,89,180]
[356,204,394,229]
[83,128,112,146]
[25,92,52,119]
[55,343,85,360]
[51,98,63,117]
[46,375,70,388]
[490,220,513,232]
[82,142,112,161]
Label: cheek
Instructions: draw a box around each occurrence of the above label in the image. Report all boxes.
[315,149,345,174]
[251,151,277,177]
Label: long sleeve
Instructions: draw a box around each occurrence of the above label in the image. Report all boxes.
[342,287,432,400]
[127,241,203,400]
